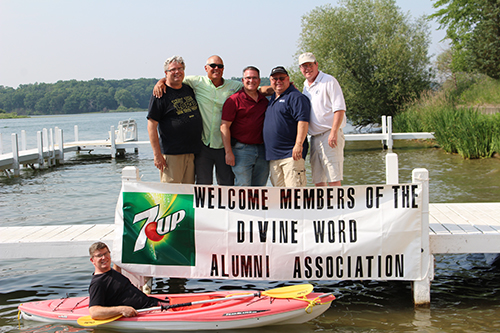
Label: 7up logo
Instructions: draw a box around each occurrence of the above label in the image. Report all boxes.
[121,192,196,266]
[133,205,186,252]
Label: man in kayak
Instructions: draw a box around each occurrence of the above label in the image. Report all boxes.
[88,242,164,320]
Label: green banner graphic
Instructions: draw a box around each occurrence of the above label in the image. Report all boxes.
[122,192,195,266]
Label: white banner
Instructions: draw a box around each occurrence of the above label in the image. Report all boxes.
[114,181,423,280]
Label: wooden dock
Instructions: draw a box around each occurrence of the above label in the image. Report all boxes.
[1,116,434,177]
[1,118,470,306]
[1,160,499,307]
[0,224,115,259]
[429,202,500,253]
[0,120,150,176]
[1,202,498,260]
[344,115,434,149]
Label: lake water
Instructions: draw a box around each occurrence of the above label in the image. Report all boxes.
[1,112,500,332]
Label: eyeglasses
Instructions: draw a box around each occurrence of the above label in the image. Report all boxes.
[243,76,259,80]
[93,251,111,258]
[300,62,315,69]
[166,67,184,72]
[271,76,287,82]
[207,63,224,69]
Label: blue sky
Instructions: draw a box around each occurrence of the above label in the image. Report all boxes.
[0,0,447,88]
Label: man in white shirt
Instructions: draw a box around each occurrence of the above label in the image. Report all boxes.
[299,52,347,186]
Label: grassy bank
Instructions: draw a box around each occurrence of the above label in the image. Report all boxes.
[0,111,29,119]
[394,75,500,159]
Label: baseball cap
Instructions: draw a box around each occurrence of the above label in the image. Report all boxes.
[270,66,289,76]
[298,52,316,65]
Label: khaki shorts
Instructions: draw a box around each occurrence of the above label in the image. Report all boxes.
[310,129,344,184]
[269,157,306,187]
[160,154,195,184]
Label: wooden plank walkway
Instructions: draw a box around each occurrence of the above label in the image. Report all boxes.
[0,120,148,174]
[0,224,114,259]
[1,203,498,260]
[429,202,500,254]
[0,140,150,169]
[0,145,78,169]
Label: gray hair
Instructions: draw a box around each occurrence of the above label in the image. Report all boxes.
[242,66,260,76]
[89,241,109,257]
[164,56,185,72]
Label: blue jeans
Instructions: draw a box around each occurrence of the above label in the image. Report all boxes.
[232,142,269,186]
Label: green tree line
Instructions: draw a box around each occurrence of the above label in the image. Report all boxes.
[0,77,271,116]
[0,78,158,115]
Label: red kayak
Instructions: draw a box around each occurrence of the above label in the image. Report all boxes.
[19,288,335,330]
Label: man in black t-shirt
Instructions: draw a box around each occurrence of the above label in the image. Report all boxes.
[88,242,160,320]
[147,55,203,184]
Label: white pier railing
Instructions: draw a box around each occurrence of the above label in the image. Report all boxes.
[0,120,149,176]
[1,116,434,177]
[345,116,434,149]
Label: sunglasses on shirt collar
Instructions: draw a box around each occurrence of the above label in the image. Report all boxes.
[207,63,224,69]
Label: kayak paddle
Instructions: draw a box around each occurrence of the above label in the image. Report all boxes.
[77,284,314,327]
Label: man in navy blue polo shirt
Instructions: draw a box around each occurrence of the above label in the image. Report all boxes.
[262,66,311,187]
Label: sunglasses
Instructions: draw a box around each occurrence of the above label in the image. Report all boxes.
[271,76,287,82]
[207,63,224,69]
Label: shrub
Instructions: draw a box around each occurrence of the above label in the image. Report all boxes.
[395,106,498,158]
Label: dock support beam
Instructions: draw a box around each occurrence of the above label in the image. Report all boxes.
[74,125,79,142]
[21,130,27,151]
[385,153,398,184]
[412,168,432,307]
[11,133,20,176]
[381,116,394,150]
[110,126,116,159]
[49,128,55,167]
[37,131,45,168]
[386,116,393,149]
[56,128,64,164]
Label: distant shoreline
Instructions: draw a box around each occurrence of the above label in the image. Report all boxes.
[0,109,148,120]
[0,112,29,119]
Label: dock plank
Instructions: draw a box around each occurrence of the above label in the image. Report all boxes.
[0,224,115,259]
[446,204,500,232]
[429,204,469,234]
[7,226,46,242]
[72,224,115,241]
[0,227,27,242]
[433,204,483,233]
[20,226,71,242]
[428,203,500,254]
[428,219,452,234]
[45,225,99,241]
[480,203,500,222]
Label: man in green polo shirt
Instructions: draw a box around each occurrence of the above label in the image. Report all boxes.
[154,55,242,185]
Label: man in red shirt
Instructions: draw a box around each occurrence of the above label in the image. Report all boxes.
[220,66,269,186]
